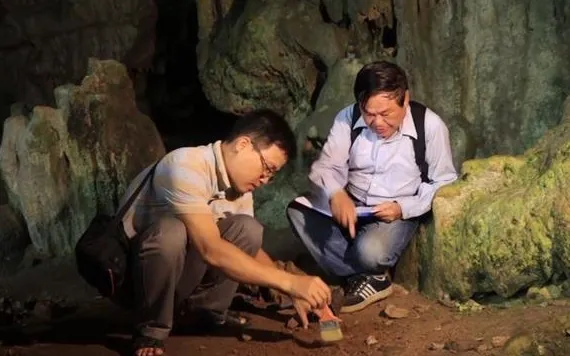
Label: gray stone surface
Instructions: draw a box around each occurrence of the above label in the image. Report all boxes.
[0,59,165,256]
[396,0,570,166]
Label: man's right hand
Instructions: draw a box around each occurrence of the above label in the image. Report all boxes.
[330,190,357,237]
[285,274,331,309]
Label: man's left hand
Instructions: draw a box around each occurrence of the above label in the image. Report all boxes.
[373,201,402,222]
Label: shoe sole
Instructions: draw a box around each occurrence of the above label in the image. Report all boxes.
[339,285,394,314]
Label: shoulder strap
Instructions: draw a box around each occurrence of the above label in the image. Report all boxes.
[409,101,429,183]
[349,103,364,150]
[114,160,160,222]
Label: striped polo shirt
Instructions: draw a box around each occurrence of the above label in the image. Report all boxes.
[119,140,254,238]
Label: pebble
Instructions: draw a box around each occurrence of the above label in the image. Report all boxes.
[365,335,378,346]
[428,342,445,350]
[491,335,510,348]
[382,304,410,319]
[285,317,299,330]
[240,333,252,342]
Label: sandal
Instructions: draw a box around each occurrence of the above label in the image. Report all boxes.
[131,335,165,356]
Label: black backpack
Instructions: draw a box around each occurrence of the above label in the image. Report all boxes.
[349,101,430,183]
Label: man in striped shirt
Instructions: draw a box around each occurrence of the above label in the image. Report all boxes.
[118,110,331,356]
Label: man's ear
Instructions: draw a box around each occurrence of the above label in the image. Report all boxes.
[234,136,251,152]
[403,90,410,107]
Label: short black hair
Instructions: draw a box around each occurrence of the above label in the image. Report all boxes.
[225,109,297,161]
[353,60,409,108]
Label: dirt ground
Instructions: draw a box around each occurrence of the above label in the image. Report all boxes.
[1,259,570,356]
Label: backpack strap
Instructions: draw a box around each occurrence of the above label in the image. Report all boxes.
[113,160,160,225]
[349,103,364,150]
[409,101,430,183]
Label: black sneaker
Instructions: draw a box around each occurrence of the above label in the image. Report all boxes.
[340,273,393,313]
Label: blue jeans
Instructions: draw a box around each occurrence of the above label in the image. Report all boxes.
[286,200,418,277]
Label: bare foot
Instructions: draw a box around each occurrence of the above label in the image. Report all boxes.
[135,346,164,356]
[132,336,165,356]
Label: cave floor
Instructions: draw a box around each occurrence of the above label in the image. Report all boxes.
[0,258,569,356]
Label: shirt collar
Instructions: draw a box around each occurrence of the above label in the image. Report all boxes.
[400,106,417,139]
[352,105,417,139]
[212,140,231,191]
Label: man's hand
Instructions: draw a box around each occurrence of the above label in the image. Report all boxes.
[373,201,402,222]
[292,298,342,329]
[330,190,357,237]
[286,274,331,309]
[292,298,312,329]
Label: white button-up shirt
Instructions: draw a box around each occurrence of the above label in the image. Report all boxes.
[309,103,458,219]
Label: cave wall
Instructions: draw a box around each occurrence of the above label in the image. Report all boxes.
[396,0,570,163]
[0,0,157,112]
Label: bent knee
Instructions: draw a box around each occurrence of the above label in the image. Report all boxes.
[218,214,263,255]
[355,239,397,272]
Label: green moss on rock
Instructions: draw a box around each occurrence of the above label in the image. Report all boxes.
[423,96,570,300]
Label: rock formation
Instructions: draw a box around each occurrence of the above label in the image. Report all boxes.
[0,59,165,257]
[399,95,570,300]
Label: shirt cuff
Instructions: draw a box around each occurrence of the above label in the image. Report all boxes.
[394,197,414,220]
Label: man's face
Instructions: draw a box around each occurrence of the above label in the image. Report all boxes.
[227,137,288,194]
[361,91,409,139]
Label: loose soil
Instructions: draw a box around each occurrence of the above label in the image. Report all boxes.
[1,258,569,356]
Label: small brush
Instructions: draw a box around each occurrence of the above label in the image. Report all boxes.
[319,305,343,342]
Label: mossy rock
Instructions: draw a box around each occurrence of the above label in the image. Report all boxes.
[413,96,570,300]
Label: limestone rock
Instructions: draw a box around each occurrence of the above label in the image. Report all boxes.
[396,0,570,165]
[196,0,349,126]
[302,58,366,143]
[413,96,570,300]
[0,59,165,256]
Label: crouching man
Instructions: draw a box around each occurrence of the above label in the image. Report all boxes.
[117,109,331,356]
[287,61,457,314]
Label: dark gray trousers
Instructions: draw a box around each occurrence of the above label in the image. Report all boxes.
[125,214,263,340]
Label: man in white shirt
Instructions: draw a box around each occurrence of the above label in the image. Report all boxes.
[287,61,457,313]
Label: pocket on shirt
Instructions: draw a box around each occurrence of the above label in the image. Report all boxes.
[349,137,375,170]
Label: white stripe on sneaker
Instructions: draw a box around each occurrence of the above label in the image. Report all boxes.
[359,288,371,299]
[363,285,377,295]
